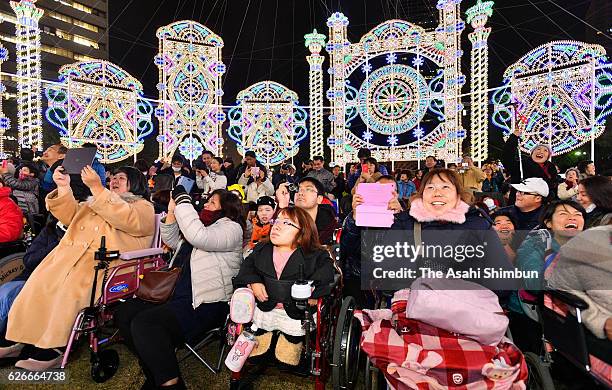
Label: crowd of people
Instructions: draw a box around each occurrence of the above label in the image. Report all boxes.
[0,129,610,388]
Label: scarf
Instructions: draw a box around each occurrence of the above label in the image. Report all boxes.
[199,209,223,226]
[408,198,470,224]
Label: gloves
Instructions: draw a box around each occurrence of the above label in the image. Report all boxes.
[172,185,192,205]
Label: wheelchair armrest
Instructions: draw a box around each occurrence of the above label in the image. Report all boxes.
[119,247,164,260]
[545,288,589,311]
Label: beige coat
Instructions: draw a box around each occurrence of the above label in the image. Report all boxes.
[6,188,155,348]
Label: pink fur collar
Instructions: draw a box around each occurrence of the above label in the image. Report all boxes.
[409,198,470,224]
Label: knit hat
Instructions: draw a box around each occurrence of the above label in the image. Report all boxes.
[256,195,276,209]
[530,144,552,158]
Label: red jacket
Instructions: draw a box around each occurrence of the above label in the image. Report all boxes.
[0,186,24,243]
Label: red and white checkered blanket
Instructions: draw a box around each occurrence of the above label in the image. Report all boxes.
[356,297,528,390]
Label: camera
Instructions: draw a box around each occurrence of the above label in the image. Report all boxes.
[287,183,298,193]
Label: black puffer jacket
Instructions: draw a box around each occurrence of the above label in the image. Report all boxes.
[233,242,335,320]
[341,206,515,295]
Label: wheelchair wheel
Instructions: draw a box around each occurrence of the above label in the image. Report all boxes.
[91,349,119,383]
[332,296,361,390]
[0,252,26,287]
[524,352,555,390]
[364,356,388,390]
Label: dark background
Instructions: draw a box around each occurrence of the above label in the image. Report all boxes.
[108,0,612,170]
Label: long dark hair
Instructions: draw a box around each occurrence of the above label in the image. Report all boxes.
[114,166,150,199]
[580,175,612,211]
[209,189,247,233]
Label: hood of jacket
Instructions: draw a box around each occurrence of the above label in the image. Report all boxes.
[0,186,12,198]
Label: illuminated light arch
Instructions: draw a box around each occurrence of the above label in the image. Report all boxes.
[155,20,225,161]
[492,40,612,156]
[45,60,154,163]
[10,0,43,150]
[467,0,494,165]
[0,30,10,158]
[227,81,307,167]
[325,4,466,166]
[305,29,326,160]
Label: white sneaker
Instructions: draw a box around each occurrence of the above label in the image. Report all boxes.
[0,343,24,358]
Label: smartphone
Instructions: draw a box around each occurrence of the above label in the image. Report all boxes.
[1,160,6,169]
[461,163,468,168]
[251,167,260,177]
[361,163,369,174]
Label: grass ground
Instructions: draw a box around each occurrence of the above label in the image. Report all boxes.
[4,338,603,390]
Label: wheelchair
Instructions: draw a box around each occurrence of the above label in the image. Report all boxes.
[227,230,363,390]
[525,288,612,390]
[0,212,42,287]
[60,215,166,383]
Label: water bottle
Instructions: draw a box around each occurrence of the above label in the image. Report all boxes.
[291,264,312,301]
[224,325,258,372]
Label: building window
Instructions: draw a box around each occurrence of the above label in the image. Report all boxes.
[73,2,92,14]
[73,20,99,33]
[74,53,95,61]
[73,35,99,49]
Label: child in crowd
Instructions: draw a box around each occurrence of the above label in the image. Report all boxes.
[396,170,416,201]
[248,196,276,250]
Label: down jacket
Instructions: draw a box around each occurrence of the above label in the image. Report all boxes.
[161,203,243,307]
[1,173,39,215]
[0,187,23,243]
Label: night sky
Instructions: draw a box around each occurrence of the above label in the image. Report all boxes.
[107,0,611,166]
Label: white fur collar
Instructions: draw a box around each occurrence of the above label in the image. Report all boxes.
[408,198,470,224]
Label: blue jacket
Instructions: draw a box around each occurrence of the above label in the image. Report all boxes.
[397,180,416,199]
[508,230,560,313]
[42,158,106,194]
[16,223,64,281]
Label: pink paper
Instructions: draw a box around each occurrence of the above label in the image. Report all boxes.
[355,183,395,227]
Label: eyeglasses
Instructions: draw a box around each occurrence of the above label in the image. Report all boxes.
[517,191,540,197]
[296,187,319,195]
[271,219,301,230]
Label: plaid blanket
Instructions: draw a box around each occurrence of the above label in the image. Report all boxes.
[356,296,527,390]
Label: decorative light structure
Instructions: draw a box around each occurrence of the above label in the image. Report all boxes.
[0,17,10,159]
[324,6,466,166]
[436,0,466,161]
[491,41,612,157]
[45,61,154,163]
[304,29,326,160]
[228,81,308,167]
[10,0,43,150]
[466,0,493,165]
[155,21,225,161]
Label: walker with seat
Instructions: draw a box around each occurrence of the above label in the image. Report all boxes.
[60,214,166,382]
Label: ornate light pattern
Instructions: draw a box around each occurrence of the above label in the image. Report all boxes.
[155,21,225,161]
[228,81,308,167]
[0,20,10,159]
[467,0,493,165]
[325,7,466,166]
[305,29,326,160]
[491,41,612,156]
[45,61,154,163]
[10,0,43,150]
